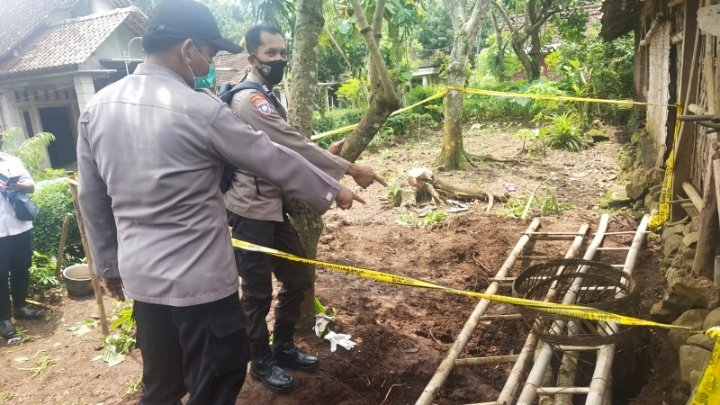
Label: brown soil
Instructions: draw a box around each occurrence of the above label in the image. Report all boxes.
[0,124,679,404]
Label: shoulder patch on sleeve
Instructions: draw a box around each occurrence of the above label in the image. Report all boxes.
[250,94,273,116]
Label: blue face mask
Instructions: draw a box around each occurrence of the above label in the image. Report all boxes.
[193,64,216,89]
[185,43,216,89]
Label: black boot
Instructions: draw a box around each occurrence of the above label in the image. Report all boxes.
[14,306,44,319]
[272,321,320,371]
[250,341,295,394]
[0,320,21,345]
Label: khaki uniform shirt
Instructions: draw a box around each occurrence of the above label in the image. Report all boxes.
[224,73,350,222]
[77,64,340,307]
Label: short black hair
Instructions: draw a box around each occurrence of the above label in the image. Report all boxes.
[245,24,282,55]
[142,31,210,55]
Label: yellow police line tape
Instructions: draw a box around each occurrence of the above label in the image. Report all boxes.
[648,104,684,230]
[311,86,676,141]
[310,89,448,141]
[231,238,720,401]
[232,238,694,330]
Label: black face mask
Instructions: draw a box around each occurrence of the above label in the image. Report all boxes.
[255,58,287,86]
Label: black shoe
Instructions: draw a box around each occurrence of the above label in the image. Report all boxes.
[250,354,295,394]
[0,320,20,344]
[273,342,320,371]
[13,306,44,320]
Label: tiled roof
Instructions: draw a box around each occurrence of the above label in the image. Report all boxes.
[0,0,80,60]
[0,8,146,80]
[215,52,251,85]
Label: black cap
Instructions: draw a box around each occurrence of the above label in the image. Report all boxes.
[146,0,243,54]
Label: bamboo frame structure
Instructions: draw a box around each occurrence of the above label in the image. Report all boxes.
[515,214,610,405]
[585,214,650,405]
[415,219,542,405]
[496,223,591,404]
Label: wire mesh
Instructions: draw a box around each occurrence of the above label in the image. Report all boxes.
[512,259,638,346]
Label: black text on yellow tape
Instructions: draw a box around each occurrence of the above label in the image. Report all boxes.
[231,238,696,333]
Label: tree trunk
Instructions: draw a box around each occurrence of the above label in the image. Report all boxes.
[526,0,542,80]
[436,0,492,170]
[287,0,325,334]
[339,0,400,162]
[437,60,469,169]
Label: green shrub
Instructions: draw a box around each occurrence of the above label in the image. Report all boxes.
[28,251,60,296]
[32,179,83,263]
[336,78,367,108]
[406,85,444,122]
[537,112,588,151]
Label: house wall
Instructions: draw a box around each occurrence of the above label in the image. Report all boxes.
[646,22,671,149]
[89,25,142,67]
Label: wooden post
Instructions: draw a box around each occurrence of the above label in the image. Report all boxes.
[692,164,718,278]
[671,0,701,220]
[54,213,74,281]
[68,180,110,336]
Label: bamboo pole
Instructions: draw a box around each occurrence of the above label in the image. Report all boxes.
[585,214,650,405]
[497,223,590,404]
[455,354,519,366]
[516,215,610,405]
[68,180,109,336]
[54,213,74,281]
[682,181,705,211]
[416,219,541,405]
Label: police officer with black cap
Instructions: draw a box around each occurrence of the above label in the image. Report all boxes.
[77,1,361,404]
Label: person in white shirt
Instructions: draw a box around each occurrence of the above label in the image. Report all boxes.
[0,135,44,344]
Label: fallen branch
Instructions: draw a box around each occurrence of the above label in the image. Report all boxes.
[407,167,508,207]
[26,300,57,311]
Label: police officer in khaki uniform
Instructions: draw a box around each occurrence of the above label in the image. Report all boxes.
[224,25,385,394]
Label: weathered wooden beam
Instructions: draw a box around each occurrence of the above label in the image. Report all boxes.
[683,182,704,212]
[672,32,684,44]
[688,103,707,115]
[693,158,719,278]
[672,0,701,221]
[639,17,663,46]
[669,0,686,7]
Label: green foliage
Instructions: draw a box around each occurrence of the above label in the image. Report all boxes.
[19,356,55,377]
[28,252,60,296]
[1,128,66,181]
[536,112,589,151]
[69,317,100,337]
[418,211,446,227]
[475,33,522,80]
[125,379,143,398]
[545,25,635,122]
[32,179,83,263]
[415,0,453,58]
[96,302,136,367]
[336,78,367,108]
[0,391,16,403]
[515,128,547,155]
[371,112,436,147]
[502,187,572,218]
[462,79,565,121]
[312,108,367,142]
[406,85,444,121]
[396,210,445,227]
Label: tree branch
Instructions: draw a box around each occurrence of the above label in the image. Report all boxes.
[528,8,562,34]
[464,0,492,39]
[349,0,397,102]
[444,0,465,32]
